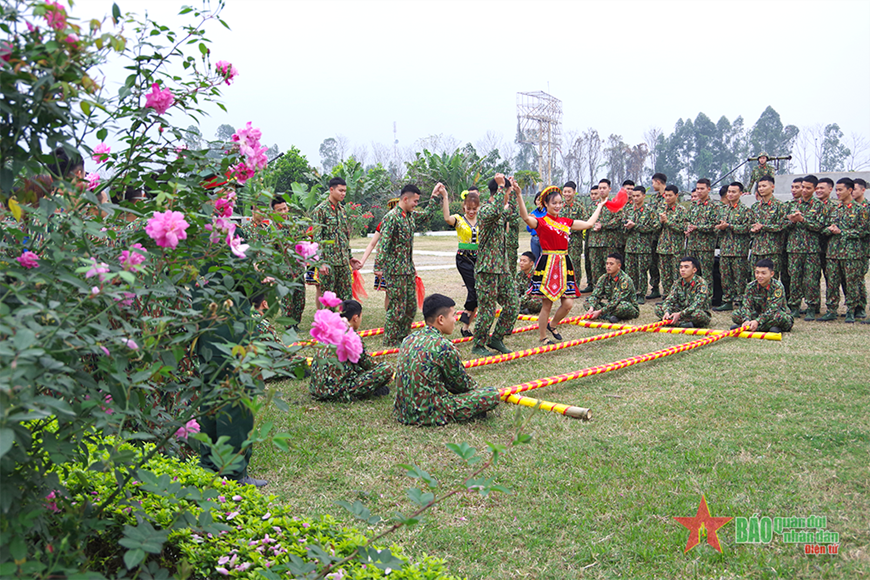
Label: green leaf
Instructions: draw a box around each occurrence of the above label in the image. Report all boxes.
[112,3,121,22]
[123,548,145,569]
[446,441,478,463]
[198,42,208,55]
[0,428,15,459]
[405,487,434,507]
[336,499,381,526]
[97,128,108,141]
[356,546,405,572]
[118,521,168,554]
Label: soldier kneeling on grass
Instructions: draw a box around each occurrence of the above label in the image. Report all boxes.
[654,256,712,328]
[309,300,393,401]
[730,259,794,333]
[394,294,500,426]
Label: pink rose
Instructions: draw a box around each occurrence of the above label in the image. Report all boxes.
[86,173,100,192]
[125,339,139,350]
[336,330,363,363]
[215,60,239,85]
[228,235,249,259]
[0,41,11,63]
[214,194,235,218]
[91,286,100,295]
[114,292,136,308]
[43,1,67,31]
[93,143,110,164]
[65,33,78,44]
[146,210,189,249]
[144,83,174,115]
[230,161,254,185]
[84,257,110,282]
[118,243,147,272]
[175,419,201,439]
[310,309,347,345]
[319,291,341,308]
[16,251,39,269]
[294,241,319,261]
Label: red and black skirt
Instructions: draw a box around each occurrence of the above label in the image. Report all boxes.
[529,250,577,301]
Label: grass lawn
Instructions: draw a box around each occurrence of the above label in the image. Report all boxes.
[254,232,870,579]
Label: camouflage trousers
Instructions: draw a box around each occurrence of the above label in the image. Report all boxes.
[584,244,593,288]
[396,386,501,426]
[654,303,711,328]
[588,247,617,288]
[648,239,661,292]
[320,262,353,302]
[686,247,715,283]
[385,274,417,346]
[751,253,781,279]
[731,308,794,332]
[657,253,681,298]
[787,252,821,308]
[825,258,864,310]
[625,252,654,297]
[280,275,307,325]
[568,243,583,287]
[596,300,639,321]
[519,294,542,314]
[860,257,869,307]
[473,272,519,348]
[311,364,394,402]
[720,255,750,305]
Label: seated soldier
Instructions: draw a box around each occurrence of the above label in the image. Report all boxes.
[731,259,794,332]
[516,251,542,315]
[394,294,500,426]
[585,253,639,323]
[654,256,712,328]
[309,299,393,401]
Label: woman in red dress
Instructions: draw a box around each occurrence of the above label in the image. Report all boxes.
[517,185,606,344]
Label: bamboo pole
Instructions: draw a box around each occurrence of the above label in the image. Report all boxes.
[568,319,781,341]
[500,392,592,420]
[369,322,540,357]
[498,324,747,398]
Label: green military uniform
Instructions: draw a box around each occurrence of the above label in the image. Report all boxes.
[564,198,585,284]
[815,198,835,305]
[586,270,639,320]
[656,203,688,298]
[750,198,787,276]
[309,337,393,401]
[784,197,825,315]
[686,199,718,281]
[311,198,353,300]
[242,220,307,325]
[506,208,521,275]
[717,200,753,308]
[577,196,596,288]
[747,161,775,194]
[821,201,869,320]
[394,325,500,426]
[378,199,436,345]
[732,278,794,331]
[856,198,869,315]
[646,192,667,294]
[623,202,660,299]
[516,269,541,314]
[654,273,712,327]
[586,203,622,288]
[473,186,519,350]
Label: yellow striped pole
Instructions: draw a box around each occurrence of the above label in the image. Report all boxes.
[498,324,747,398]
[501,392,592,420]
[369,321,540,358]
[568,319,780,341]
[463,320,671,369]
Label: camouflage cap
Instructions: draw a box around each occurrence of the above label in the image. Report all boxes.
[758,152,769,159]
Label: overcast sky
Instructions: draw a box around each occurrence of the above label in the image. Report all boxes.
[77,0,870,168]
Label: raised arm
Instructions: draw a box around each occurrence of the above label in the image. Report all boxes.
[515,181,538,229]
[571,200,606,231]
[440,186,457,227]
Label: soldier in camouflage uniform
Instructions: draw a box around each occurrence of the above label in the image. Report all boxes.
[747,152,776,195]
[472,174,521,357]
[585,253,639,322]
[780,178,804,302]
[516,251,541,314]
[309,300,393,401]
[713,182,753,311]
[587,179,623,288]
[784,177,826,319]
[750,175,788,277]
[394,294,500,426]
[378,183,439,346]
[579,185,599,291]
[311,177,360,301]
[654,256,712,328]
[645,173,669,298]
[732,258,794,332]
[562,181,586,284]
[656,185,688,298]
[685,178,718,283]
[852,178,868,318]
[818,178,870,323]
[623,186,660,303]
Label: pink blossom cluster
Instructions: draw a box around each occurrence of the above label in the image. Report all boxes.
[215,60,239,85]
[86,173,100,192]
[93,143,110,164]
[310,305,363,363]
[175,419,201,440]
[17,251,39,269]
[146,210,189,249]
[230,122,268,185]
[84,257,110,282]
[118,243,147,272]
[144,83,174,115]
[43,1,67,31]
[45,490,60,513]
[294,241,319,263]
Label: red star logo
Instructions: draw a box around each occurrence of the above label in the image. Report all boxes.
[673,496,733,553]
